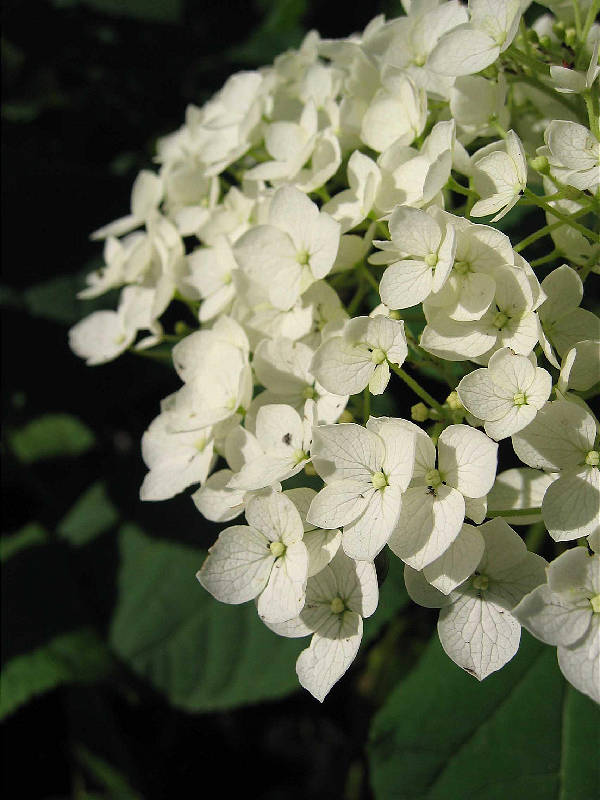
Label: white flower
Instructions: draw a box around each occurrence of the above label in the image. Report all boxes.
[360,73,427,153]
[429,0,522,77]
[249,337,348,427]
[375,119,455,212]
[197,489,309,624]
[470,130,527,221]
[370,206,456,309]
[557,340,600,396]
[539,121,600,192]
[513,546,600,704]
[537,264,600,367]
[457,348,552,440]
[307,417,416,561]
[512,400,600,541]
[311,315,408,396]
[322,151,381,233]
[183,236,238,322]
[450,75,509,143]
[265,549,378,701]
[69,285,160,366]
[91,170,163,240]
[405,518,547,679]
[227,401,314,491]
[284,487,342,577]
[234,185,340,310]
[388,422,498,570]
[421,265,541,362]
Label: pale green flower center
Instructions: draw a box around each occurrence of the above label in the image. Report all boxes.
[424,252,438,268]
[472,574,489,591]
[585,450,599,467]
[493,310,510,329]
[371,471,388,490]
[223,272,232,285]
[425,468,443,488]
[513,392,527,406]
[303,385,317,400]
[296,249,310,265]
[413,54,426,67]
[270,541,286,558]
[330,596,345,614]
[454,260,470,275]
[195,437,207,452]
[293,448,308,464]
[590,594,600,614]
[371,347,387,364]
[446,391,463,411]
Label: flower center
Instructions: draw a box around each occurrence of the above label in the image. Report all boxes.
[493,310,509,329]
[302,385,317,400]
[425,468,443,488]
[330,596,345,614]
[223,272,232,285]
[270,541,286,558]
[195,437,207,452]
[454,260,470,275]
[585,450,599,467]
[371,471,388,490]
[371,347,387,364]
[296,249,310,266]
[424,252,438,268]
[513,392,527,406]
[293,448,308,464]
[472,574,489,591]
[590,594,600,614]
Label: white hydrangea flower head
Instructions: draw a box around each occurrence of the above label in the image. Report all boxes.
[388,422,498,570]
[265,549,378,701]
[405,518,547,679]
[457,348,552,440]
[512,401,600,541]
[307,417,416,561]
[513,546,600,704]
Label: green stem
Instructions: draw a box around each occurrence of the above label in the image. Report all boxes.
[389,363,445,414]
[522,189,599,242]
[487,507,542,518]
[571,0,583,40]
[347,282,369,315]
[530,250,560,267]
[581,0,600,46]
[130,348,172,363]
[359,263,381,293]
[363,387,371,423]
[447,176,477,198]
[583,90,600,139]
[525,521,547,553]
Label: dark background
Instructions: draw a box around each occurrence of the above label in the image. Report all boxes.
[1,2,409,798]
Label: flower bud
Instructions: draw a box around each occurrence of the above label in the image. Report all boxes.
[529,155,550,175]
[411,402,429,422]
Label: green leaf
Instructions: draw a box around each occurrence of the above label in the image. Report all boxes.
[0,627,112,720]
[23,271,118,326]
[9,414,95,463]
[110,525,304,711]
[368,632,600,800]
[75,746,142,800]
[58,482,118,546]
[0,522,48,562]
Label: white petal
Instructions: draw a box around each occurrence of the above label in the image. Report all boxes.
[366,417,416,491]
[191,469,245,523]
[543,467,600,541]
[557,619,600,704]
[296,611,363,702]
[404,565,452,609]
[512,401,596,471]
[513,584,591,647]
[388,485,465,570]
[304,528,342,577]
[438,424,498,498]
[423,523,485,595]
[311,423,383,482]
[380,260,434,309]
[487,468,555,525]
[257,541,308,624]
[429,26,499,77]
[307,481,373,530]
[342,484,403,561]
[197,525,273,604]
[311,336,374,396]
[245,490,304,544]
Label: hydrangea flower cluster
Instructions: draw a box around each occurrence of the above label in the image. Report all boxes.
[70,0,600,703]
